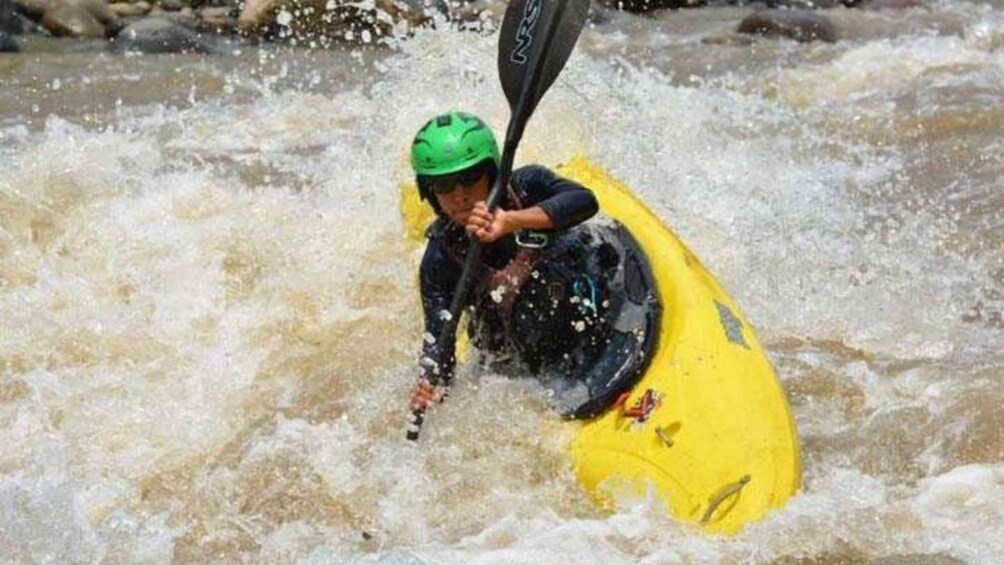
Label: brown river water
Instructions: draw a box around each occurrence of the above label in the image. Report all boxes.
[0,3,1002,563]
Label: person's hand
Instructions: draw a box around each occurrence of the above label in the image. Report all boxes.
[465,202,511,243]
[409,377,446,413]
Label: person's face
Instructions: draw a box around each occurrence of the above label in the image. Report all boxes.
[434,174,489,225]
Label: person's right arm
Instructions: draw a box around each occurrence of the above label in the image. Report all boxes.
[412,238,460,411]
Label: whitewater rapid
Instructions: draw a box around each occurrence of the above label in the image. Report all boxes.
[1,3,1002,563]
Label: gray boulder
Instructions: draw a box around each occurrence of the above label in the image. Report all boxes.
[1,0,21,34]
[42,1,106,36]
[737,9,837,42]
[108,1,151,17]
[1,0,23,50]
[110,16,216,53]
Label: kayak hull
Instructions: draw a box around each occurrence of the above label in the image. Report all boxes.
[557,157,800,535]
[399,157,801,535]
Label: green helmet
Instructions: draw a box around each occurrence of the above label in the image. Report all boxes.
[411,111,500,177]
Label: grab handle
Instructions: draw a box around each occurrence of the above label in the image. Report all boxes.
[700,475,751,525]
[654,426,675,448]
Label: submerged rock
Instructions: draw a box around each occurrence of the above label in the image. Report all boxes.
[110,15,216,52]
[737,9,837,42]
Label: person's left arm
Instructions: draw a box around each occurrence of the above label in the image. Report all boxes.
[467,166,598,242]
[517,165,599,229]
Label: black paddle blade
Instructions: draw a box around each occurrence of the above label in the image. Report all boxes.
[498,0,589,120]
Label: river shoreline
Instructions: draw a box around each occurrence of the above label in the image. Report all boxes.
[0,0,933,56]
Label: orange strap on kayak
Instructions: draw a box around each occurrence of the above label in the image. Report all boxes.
[615,389,660,422]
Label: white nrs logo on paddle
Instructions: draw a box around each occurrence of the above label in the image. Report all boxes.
[510,0,542,65]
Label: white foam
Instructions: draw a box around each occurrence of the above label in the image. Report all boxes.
[1,9,1002,563]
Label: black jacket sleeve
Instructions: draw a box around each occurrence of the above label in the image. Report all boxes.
[417,235,459,384]
[510,165,599,229]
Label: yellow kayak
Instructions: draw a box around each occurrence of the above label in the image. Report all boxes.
[399,156,801,535]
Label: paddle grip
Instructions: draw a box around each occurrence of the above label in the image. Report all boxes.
[406,409,425,441]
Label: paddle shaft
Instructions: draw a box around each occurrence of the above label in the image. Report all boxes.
[407,0,579,441]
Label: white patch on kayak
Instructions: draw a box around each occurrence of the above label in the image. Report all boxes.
[715,300,750,349]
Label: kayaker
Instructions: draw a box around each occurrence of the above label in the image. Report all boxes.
[408,110,612,414]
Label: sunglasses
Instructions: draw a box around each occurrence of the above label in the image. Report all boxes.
[419,168,487,195]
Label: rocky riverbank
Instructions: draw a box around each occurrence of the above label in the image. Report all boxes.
[0,0,921,55]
